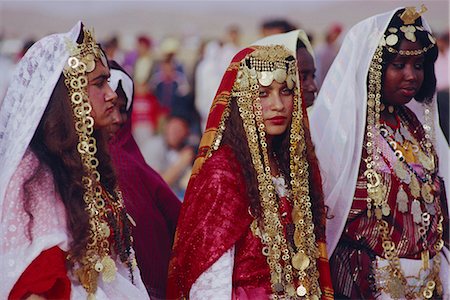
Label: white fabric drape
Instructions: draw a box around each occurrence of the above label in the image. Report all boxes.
[308,7,449,297]
[0,22,149,299]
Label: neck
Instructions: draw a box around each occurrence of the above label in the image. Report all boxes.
[380,104,399,128]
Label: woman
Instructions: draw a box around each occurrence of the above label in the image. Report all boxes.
[107,61,181,299]
[0,23,148,299]
[253,29,318,109]
[309,6,449,299]
[168,44,333,299]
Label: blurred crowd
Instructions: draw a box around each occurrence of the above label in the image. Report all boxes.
[1,18,449,199]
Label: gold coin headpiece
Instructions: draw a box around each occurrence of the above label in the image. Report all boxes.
[379,5,436,56]
[62,27,134,298]
[233,45,297,94]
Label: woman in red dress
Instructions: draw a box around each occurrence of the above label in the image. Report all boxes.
[168,44,333,299]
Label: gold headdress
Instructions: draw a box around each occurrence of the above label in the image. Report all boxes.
[230,45,321,299]
[379,4,436,56]
[63,27,135,299]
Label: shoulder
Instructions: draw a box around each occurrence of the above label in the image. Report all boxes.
[200,145,241,180]
[187,145,245,196]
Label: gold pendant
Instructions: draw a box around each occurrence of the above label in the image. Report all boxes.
[296,284,307,297]
[292,252,310,271]
[375,207,383,220]
[394,161,408,182]
[87,293,96,300]
[411,199,422,224]
[416,150,435,171]
[421,182,434,204]
[382,203,391,216]
[387,276,405,299]
[101,255,117,283]
[422,250,430,270]
[396,186,409,213]
[409,174,421,198]
[293,228,303,248]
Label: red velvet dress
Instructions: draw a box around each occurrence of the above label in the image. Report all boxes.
[168,145,333,299]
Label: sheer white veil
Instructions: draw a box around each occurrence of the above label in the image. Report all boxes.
[0,22,82,221]
[252,29,315,64]
[308,8,449,256]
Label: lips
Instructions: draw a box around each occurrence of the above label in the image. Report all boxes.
[399,87,417,98]
[267,116,287,125]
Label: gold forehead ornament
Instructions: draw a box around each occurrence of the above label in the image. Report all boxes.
[400,4,427,25]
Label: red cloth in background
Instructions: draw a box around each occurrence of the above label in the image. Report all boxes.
[109,118,181,299]
[9,246,70,300]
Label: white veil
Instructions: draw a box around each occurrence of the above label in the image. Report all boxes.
[308,8,449,257]
[252,29,315,64]
[0,22,82,219]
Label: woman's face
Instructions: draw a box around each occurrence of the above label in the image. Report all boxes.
[87,59,118,129]
[259,80,294,139]
[106,86,128,140]
[296,48,317,108]
[382,39,425,106]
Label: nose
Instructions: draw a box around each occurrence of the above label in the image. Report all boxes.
[404,64,418,82]
[304,77,318,94]
[105,85,118,103]
[271,93,285,111]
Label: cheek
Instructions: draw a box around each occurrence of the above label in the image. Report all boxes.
[284,96,294,113]
[88,87,105,116]
[259,100,270,118]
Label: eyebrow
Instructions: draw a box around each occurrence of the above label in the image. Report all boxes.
[90,71,110,83]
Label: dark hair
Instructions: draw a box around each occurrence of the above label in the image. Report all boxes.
[296,39,307,50]
[261,19,296,33]
[109,59,135,115]
[381,8,438,103]
[221,97,326,240]
[27,74,117,268]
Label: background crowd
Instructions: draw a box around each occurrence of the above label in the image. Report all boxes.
[2,2,447,199]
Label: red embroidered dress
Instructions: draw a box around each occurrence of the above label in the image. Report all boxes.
[330,107,449,299]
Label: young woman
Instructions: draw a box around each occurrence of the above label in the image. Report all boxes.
[0,22,148,299]
[168,44,333,299]
[309,6,449,299]
[107,61,181,300]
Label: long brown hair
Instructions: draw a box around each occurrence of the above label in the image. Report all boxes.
[221,96,326,240]
[27,74,117,267]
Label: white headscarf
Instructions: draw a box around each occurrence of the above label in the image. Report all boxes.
[308,8,450,257]
[0,22,149,299]
[109,68,134,111]
[252,29,315,64]
[0,22,82,217]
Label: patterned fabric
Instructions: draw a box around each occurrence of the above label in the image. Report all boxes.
[330,107,449,298]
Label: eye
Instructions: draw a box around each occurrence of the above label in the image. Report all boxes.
[392,62,404,69]
[414,62,424,70]
[259,89,268,97]
[281,87,293,95]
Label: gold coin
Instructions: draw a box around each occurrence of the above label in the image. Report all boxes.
[101,255,117,283]
[426,280,436,290]
[386,34,399,46]
[292,252,310,271]
[296,285,307,297]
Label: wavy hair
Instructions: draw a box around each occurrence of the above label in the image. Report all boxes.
[221,97,326,240]
[27,74,117,268]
